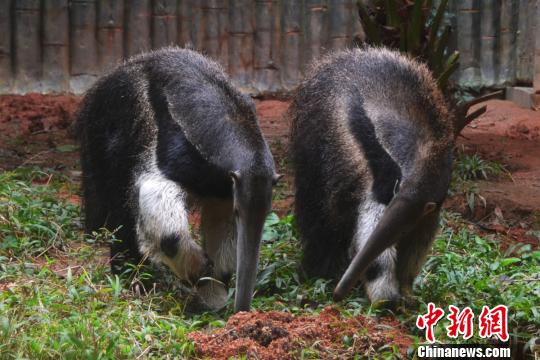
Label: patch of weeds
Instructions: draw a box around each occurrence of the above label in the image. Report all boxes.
[453,153,506,182]
[255,213,335,313]
[449,152,507,213]
[414,212,540,344]
[2,166,537,358]
[0,167,202,358]
[0,168,81,258]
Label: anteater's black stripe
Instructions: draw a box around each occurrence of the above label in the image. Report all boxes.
[348,99,401,205]
[146,77,233,199]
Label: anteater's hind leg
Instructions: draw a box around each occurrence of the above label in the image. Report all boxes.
[109,213,143,276]
[353,197,400,304]
[396,211,440,297]
[81,177,107,233]
[200,198,235,285]
[81,171,143,276]
[135,172,209,282]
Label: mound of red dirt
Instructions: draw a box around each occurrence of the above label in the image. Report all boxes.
[0,94,81,170]
[0,93,79,135]
[189,307,412,359]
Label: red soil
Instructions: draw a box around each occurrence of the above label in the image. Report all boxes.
[189,306,412,359]
[454,100,540,247]
[0,93,80,171]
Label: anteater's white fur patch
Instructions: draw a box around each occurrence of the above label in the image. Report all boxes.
[353,194,400,303]
[200,198,236,280]
[135,171,205,280]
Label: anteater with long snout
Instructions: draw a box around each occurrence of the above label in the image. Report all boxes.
[78,47,279,312]
[290,47,456,305]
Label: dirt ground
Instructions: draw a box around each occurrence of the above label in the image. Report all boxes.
[189,306,412,359]
[456,101,540,224]
[0,94,538,358]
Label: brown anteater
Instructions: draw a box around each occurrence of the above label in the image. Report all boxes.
[290,47,454,305]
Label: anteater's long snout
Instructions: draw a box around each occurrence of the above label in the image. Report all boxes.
[333,195,431,301]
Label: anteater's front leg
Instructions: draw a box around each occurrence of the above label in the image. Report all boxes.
[354,196,400,305]
[396,211,440,297]
[135,172,209,282]
[200,198,236,285]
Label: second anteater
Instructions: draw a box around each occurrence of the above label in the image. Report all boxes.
[290,47,454,305]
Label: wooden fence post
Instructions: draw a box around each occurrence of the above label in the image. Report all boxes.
[498,0,516,86]
[327,0,348,51]
[455,0,481,86]
[152,0,178,49]
[97,0,124,72]
[534,0,540,93]
[178,0,193,47]
[479,0,497,87]
[205,0,228,63]
[229,0,254,92]
[281,0,302,90]
[43,0,69,92]
[305,0,328,65]
[0,1,12,92]
[515,0,536,83]
[70,0,98,93]
[254,0,280,92]
[125,0,151,57]
[14,0,41,93]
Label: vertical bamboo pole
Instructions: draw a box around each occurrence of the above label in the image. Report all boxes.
[254,0,280,92]
[271,0,282,91]
[499,0,515,85]
[228,0,254,92]
[205,0,226,61]
[97,0,124,72]
[534,0,540,94]
[0,1,12,92]
[515,0,535,83]
[70,0,98,93]
[479,0,497,87]
[126,0,151,57]
[327,0,348,51]
[348,0,363,45]
[152,0,178,49]
[281,0,302,90]
[190,0,204,50]
[14,0,41,93]
[43,0,69,92]
[456,0,481,86]
[217,0,229,67]
[305,0,327,65]
[178,0,193,47]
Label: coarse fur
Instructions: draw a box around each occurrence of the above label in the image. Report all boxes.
[77,47,275,309]
[290,47,454,304]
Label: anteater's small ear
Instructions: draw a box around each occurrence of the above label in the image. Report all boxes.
[272,173,284,186]
[423,202,437,216]
[229,170,241,184]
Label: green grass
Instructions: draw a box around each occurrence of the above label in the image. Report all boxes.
[449,152,508,213]
[453,153,506,182]
[0,166,538,359]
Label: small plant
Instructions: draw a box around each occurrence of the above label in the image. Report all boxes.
[453,153,506,181]
[449,153,506,212]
